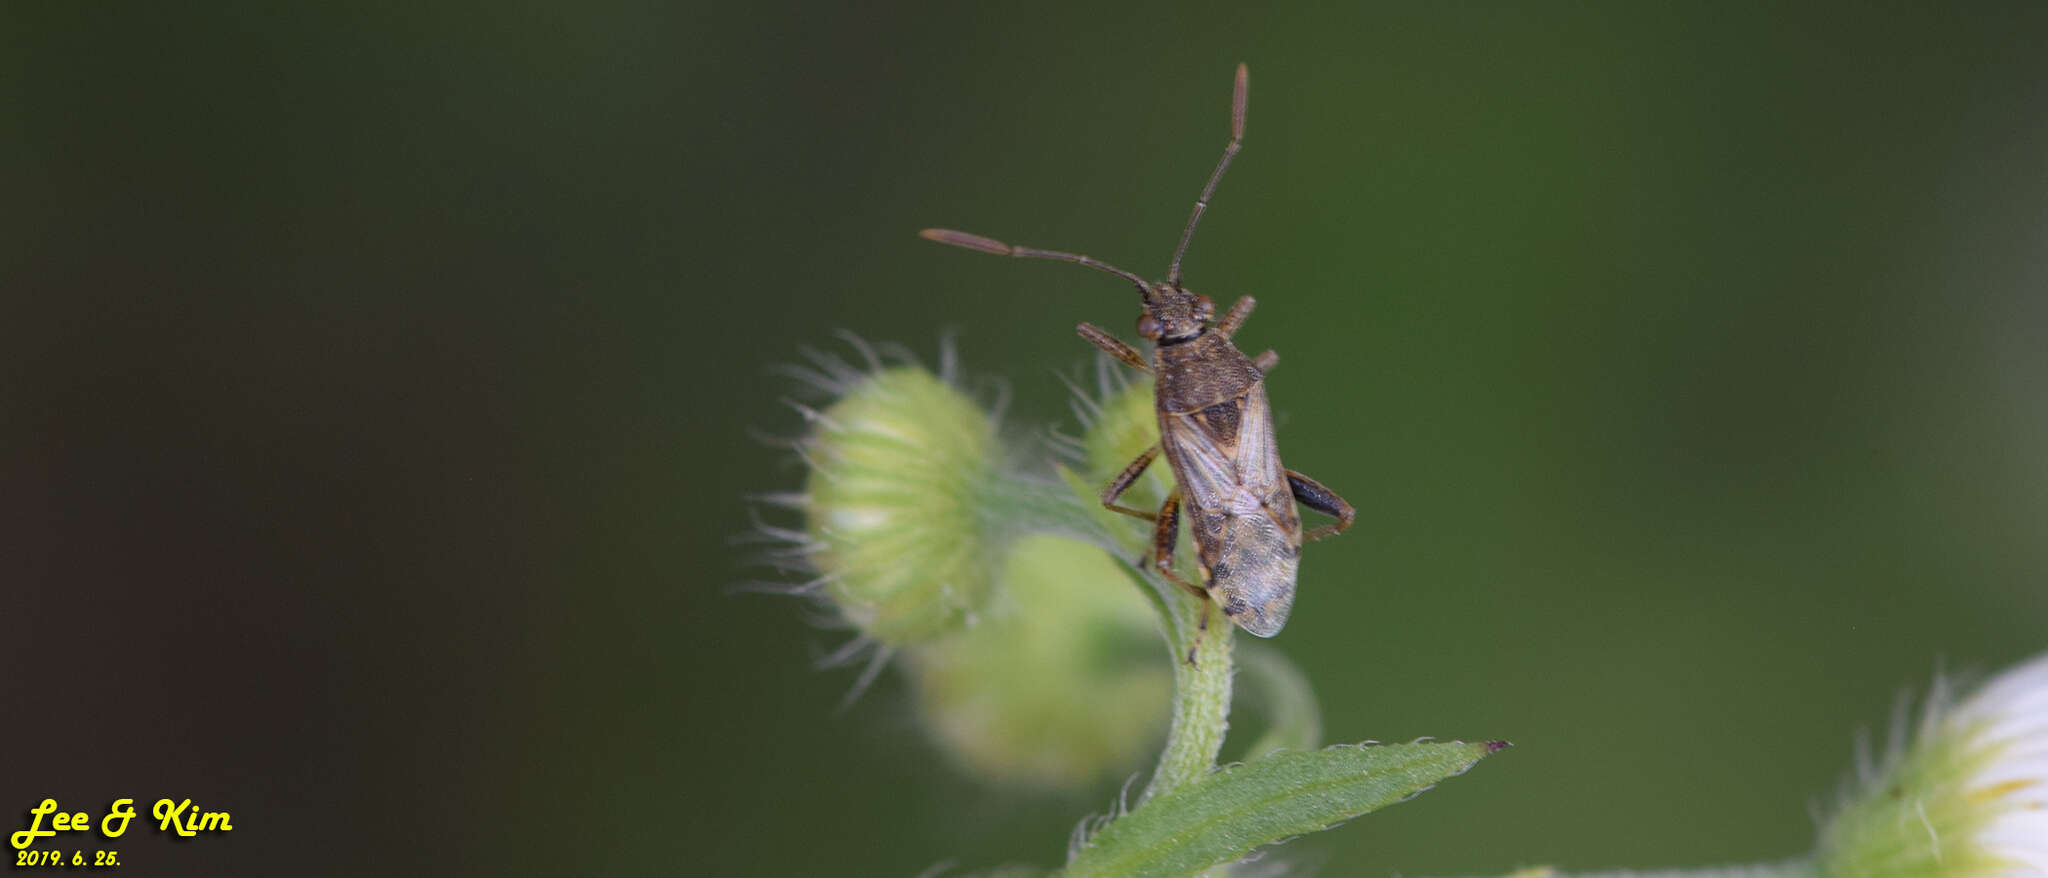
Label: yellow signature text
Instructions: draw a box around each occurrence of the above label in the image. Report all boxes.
[152,799,232,837]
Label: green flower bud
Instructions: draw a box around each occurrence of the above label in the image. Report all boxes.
[1079,375,1170,509]
[800,365,1001,646]
[911,534,1171,788]
[1817,651,2048,878]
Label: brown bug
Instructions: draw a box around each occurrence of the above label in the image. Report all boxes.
[920,63,1354,637]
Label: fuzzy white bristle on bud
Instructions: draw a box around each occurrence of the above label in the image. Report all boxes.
[792,361,1001,647]
[1817,650,2048,878]
[746,340,1182,787]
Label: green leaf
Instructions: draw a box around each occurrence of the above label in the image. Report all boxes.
[1061,740,1509,878]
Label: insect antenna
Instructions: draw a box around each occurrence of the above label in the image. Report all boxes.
[919,228,1150,296]
[1166,62,1248,286]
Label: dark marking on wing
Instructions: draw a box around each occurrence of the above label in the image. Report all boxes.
[1194,401,1241,448]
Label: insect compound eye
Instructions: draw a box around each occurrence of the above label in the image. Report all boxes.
[1194,294,1216,321]
[1136,315,1163,340]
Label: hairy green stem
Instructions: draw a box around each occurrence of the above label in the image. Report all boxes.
[1143,591,1236,803]
[1029,466,1239,804]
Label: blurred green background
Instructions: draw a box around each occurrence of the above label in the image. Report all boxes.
[6,3,2044,876]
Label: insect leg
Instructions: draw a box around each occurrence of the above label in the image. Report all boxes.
[1286,469,1356,541]
[1250,349,1277,372]
[1099,444,1162,521]
[1215,295,1257,338]
[1151,488,1206,600]
[1076,323,1151,373]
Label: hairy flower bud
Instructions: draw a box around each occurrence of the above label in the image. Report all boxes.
[800,365,1000,646]
[1818,650,2048,877]
[910,534,1170,788]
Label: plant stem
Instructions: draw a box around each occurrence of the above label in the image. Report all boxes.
[1012,466,1240,804]
[1142,589,1235,803]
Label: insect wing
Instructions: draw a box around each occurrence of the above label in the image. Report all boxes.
[1215,384,1301,636]
[1162,410,1237,513]
[1230,382,1285,497]
[1159,382,1304,637]
[1212,511,1299,637]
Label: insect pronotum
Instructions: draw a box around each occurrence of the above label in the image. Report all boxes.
[921,63,1354,638]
